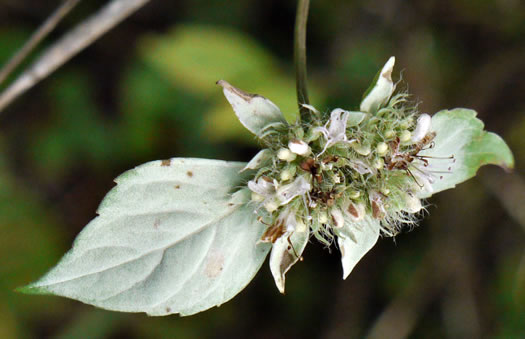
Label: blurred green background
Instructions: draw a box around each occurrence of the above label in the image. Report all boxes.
[0,0,524,338]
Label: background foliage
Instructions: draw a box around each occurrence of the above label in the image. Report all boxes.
[0,0,524,338]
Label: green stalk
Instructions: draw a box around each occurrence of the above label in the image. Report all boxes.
[294,0,311,122]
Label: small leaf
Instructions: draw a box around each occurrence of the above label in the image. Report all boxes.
[20,158,271,316]
[419,108,514,198]
[360,56,395,114]
[337,218,380,279]
[269,230,309,294]
[346,111,368,127]
[241,149,272,172]
[217,80,287,137]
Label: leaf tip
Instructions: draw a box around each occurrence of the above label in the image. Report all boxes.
[15,284,50,295]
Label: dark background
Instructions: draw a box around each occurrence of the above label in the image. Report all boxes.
[0,0,524,338]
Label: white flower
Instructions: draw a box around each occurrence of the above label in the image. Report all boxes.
[412,163,435,195]
[360,56,396,113]
[248,176,311,210]
[276,207,299,232]
[247,177,275,197]
[288,139,311,156]
[412,113,432,143]
[276,176,311,205]
[314,108,355,155]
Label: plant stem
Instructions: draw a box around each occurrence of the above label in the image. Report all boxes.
[0,0,81,87]
[294,0,310,121]
[0,0,151,113]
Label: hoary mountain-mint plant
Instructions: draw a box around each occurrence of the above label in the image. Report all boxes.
[20,56,514,316]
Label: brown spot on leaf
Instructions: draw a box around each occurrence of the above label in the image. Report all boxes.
[228,203,234,207]
[205,251,225,278]
[166,307,171,313]
[174,185,180,189]
[187,171,193,177]
[161,159,171,167]
[153,219,161,229]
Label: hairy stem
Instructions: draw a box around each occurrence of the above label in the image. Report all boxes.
[294,0,310,121]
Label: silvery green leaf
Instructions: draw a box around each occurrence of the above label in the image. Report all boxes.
[269,229,309,294]
[19,158,271,316]
[217,80,287,137]
[418,108,514,198]
[241,149,272,172]
[346,111,367,127]
[360,56,395,114]
[337,217,380,279]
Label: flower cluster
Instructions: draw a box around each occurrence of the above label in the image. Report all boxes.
[219,57,453,292]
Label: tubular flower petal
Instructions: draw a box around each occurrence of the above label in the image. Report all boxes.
[314,108,355,155]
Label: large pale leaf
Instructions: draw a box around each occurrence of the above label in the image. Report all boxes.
[337,217,380,279]
[20,158,271,316]
[419,108,514,198]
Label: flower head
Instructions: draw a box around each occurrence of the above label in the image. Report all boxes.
[218,56,513,294]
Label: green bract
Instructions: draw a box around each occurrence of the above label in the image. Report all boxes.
[21,57,514,316]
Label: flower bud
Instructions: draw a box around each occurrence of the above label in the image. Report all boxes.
[251,192,264,202]
[376,142,388,156]
[280,168,293,181]
[384,130,395,139]
[277,148,296,162]
[402,192,422,213]
[349,190,361,199]
[288,139,311,156]
[353,143,371,156]
[399,130,411,143]
[373,158,384,169]
[319,211,329,224]
[264,200,279,213]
